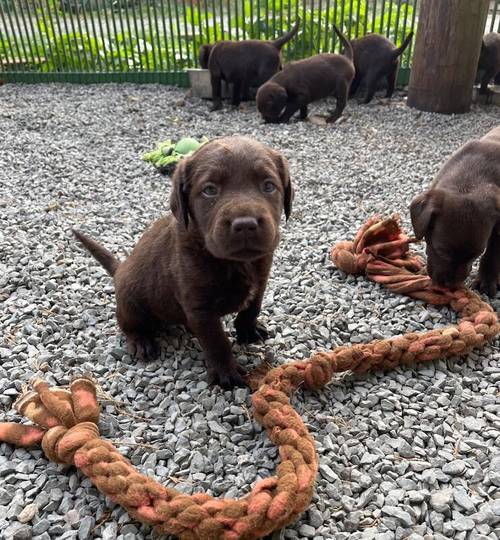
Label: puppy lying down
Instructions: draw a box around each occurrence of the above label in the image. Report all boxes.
[74,136,294,389]
[410,125,500,296]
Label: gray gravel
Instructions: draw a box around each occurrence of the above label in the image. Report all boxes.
[0,83,499,540]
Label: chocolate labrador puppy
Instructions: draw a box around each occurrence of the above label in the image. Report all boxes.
[256,25,354,124]
[201,19,300,111]
[477,32,500,95]
[73,136,294,389]
[349,32,413,103]
[410,126,500,296]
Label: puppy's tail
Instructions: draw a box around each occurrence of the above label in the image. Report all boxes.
[393,32,414,58]
[72,229,120,277]
[199,43,213,69]
[273,17,300,49]
[333,25,353,62]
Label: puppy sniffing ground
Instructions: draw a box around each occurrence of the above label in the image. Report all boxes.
[410,125,500,296]
[74,136,293,389]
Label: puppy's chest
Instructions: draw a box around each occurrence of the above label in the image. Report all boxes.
[211,265,258,314]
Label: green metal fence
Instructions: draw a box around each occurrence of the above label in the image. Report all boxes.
[1,0,499,86]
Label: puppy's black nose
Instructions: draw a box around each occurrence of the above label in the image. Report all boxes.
[231,217,259,234]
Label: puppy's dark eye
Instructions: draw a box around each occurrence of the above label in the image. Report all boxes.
[202,184,219,197]
[262,180,277,193]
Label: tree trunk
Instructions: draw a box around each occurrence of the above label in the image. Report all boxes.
[408,0,489,114]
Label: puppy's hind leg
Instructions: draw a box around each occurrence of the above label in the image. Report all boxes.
[327,82,348,123]
[386,67,397,98]
[117,305,159,361]
[210,72,223,111]
[231,79,242,107]
[363,71,380,104]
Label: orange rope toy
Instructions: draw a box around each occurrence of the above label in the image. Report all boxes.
[0,215,498,540]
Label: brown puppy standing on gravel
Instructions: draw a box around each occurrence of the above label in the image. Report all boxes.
[410,126,500,296]
[200,19,300,111]
[73,136,294,389]
[349,32,413,103]
[256,25,354,124]
[477,32,500,95]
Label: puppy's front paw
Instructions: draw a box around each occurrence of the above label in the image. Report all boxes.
[127,335,159,361]
[209,102,222,112]
[209,365,247,390]
[235,321,269,344]
[474,275,499,297]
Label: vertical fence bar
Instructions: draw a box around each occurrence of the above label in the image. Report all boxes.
[323,0,331,52]
[301,0,306,56]
[347,0,354,38]
[211,0,218,41]
[393,0,402,43]
[99,0,117,72]
[37,0,58,72]
[194,0,203,52]
[218,0,224,38]
[0,2,16,68]
[115,0,129,71]
[489,0,498,32]
[407,0,418,67]
[77,0,98,71]
[386,0,394,37]
[264,0,269,39]
[272,0,276,37]
[138,0,153,71]
[80,0,101,72]
[58,0,78,72]
[226,0,232,40]
[256,0,261,38]
[130,0,147,71]
[332,0,338,50]
[242,0,247,39]
[148,0,159,71]
[317,0,323,53]
[234,0,239,40]
[66,0,85,71]
[46,0,71,71]
[87,0,104,70]
[17,0,41,68]
[371,0,377,33]
[167,0,181,70]
[379,0,386,34]
[10,0,32,66]
[159,0,172,71]
[187,0,197,69]
[279,0,283,39]
[123,0,139,70]
[364,0,368,35]
[177,1,189,66]
[2,0,24,66]
[355,0,361,37]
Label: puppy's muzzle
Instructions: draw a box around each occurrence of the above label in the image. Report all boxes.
[231,216,259,236]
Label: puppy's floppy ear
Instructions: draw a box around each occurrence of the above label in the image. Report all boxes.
[410,189,444,239]
[270,150,294,220]
[170,158,191,230]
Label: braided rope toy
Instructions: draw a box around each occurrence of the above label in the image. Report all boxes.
[0,215,498,540]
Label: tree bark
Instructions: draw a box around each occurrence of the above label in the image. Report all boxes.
[408,0,490,114]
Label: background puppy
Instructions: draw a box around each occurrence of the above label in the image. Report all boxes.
[74,136,294,389]
[202,19,300,111]
[477,32,500,95]
[410,126,500,296]
[256,25,354,124]
[349,32,413,103]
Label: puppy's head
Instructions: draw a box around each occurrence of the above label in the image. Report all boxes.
[199,44,213,69]
[256,82,288,123]
[170,136,293,262]
[410,188,498,289]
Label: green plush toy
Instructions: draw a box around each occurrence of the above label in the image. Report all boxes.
[143,137,209,175]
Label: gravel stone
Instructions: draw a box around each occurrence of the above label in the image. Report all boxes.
[0,84,498,539]
[17,503,38,523]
